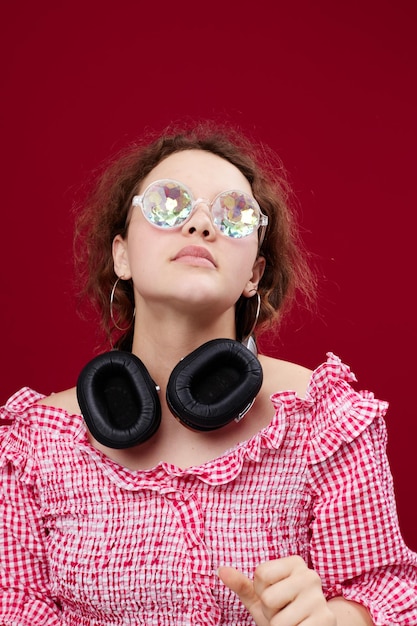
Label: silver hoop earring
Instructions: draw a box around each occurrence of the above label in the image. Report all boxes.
[110,277,135,332]
[242,292,261,352]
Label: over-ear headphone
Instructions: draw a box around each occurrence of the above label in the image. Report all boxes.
[76,338,263,449]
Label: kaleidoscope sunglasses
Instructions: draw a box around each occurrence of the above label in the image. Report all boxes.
[131,179,268,243]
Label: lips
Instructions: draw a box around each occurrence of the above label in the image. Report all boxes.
[172,245,217,268]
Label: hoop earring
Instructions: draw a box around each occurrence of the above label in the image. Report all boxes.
[242,292,261,351]
[110,277,135,332]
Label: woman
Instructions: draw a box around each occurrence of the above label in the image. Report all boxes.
[1,122,416,625]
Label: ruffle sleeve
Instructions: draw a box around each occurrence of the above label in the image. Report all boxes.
[0,388,62,625]
[304,354,417,625]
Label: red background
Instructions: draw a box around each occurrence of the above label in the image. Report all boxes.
[2,1,416,550]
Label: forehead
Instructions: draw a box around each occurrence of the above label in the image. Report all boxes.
[139,149,252,196]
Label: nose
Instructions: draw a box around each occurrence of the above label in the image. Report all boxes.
[181,199,216,239]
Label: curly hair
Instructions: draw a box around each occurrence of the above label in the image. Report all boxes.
[73,120,316,350]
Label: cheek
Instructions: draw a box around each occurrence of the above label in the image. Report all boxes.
[126,226,161,265]
[228,238,259,274]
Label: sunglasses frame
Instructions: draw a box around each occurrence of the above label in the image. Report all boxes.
[131,178,268,244]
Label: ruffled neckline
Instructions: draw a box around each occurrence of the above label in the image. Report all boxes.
[2,353,386,490]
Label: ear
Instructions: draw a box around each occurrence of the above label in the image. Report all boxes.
[242,255,266,297]
[112,234,132,280]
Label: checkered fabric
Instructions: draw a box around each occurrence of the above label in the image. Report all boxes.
[1,353,416,625]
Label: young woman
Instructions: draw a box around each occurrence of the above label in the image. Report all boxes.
[1,122,416,625]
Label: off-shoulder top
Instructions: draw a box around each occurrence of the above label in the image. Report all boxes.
[0,353,416,625]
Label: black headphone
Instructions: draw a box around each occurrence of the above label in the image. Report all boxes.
[76,338,263,449]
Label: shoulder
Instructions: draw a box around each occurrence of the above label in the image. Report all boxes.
[1,386,80,417]
[36,387,81,416]
[1,386,82,444]
[258,353,313,399]
[0,387,83,480]
[258,351,363,402]
[258,352,390,463]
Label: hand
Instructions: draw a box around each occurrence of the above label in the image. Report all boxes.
[218,556,336,626]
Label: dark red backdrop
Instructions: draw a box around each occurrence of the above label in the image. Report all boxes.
[2,1,416,550]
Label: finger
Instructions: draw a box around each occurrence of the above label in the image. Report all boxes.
[217,566,259,610]
[218,567,270,626]
[256,577,295,621]
[253,555,306,597]
[268,601,335,626]
[261,567,331,625]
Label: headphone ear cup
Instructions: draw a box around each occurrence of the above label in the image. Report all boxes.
[76,351,161,449]
[166,338,263,431]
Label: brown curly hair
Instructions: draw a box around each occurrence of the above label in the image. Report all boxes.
[74,120,316,350]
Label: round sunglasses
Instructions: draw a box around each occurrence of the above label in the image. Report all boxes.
[131,179,268,241]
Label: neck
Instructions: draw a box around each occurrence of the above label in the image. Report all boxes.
[129,305,237,388]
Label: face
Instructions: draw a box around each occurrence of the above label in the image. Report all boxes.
[113,149,265,322]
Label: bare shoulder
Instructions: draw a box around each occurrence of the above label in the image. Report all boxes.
[258,353,313,399]
[36,387,81,416]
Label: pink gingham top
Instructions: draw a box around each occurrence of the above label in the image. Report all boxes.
[1,353,416,625]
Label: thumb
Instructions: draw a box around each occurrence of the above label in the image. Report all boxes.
[217,566,260,613]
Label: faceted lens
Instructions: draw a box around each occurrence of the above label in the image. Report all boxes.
[142,181,192,228]
[213,192,259,238]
